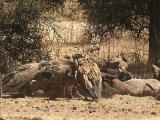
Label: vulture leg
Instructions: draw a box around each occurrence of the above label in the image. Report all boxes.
[64,83,74,99]
[63,83,75,99]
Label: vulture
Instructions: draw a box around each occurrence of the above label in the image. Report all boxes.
[36,53,84,99]
[76,56,102,101]
[101,72,117,91]
[25,53,84,99]
[87,44,100,53]
[101,69,134,91]
[2,61,53,97]
[106,57,128,71]
[26,52,102,101]
[118,69,134,82]
[43,58,76,99]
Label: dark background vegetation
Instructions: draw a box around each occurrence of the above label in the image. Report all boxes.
[0,0,160,74]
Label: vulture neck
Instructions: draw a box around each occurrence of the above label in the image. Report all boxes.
[74,58,79,70]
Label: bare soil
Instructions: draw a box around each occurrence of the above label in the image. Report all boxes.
[1,95,160,120]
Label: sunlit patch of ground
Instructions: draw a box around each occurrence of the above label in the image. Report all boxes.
[1,95,160,120]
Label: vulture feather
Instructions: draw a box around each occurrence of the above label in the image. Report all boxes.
[77,57,102,100]
[2,61,53,97]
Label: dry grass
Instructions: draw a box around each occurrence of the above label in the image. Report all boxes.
[40,29,151,78]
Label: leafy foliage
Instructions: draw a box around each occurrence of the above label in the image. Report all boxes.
[79,0,150,39]
[0,0,64,73]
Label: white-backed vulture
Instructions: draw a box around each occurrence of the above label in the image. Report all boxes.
[25,54,85,99]
[25,58,76,99]
[44,58,77,99]
[118,69,134,82]
[45,53,85,99]
[2,61,53,97]
[106,57,128,71]
[26,52,102,101]
[76,56,102,100]
[87,44,100,53]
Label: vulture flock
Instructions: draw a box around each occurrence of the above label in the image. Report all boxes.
[1,44,160,101]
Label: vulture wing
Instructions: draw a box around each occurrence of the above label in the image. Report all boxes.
[78,58,102,99]
[2,63,39,93]
[2,65,27,85]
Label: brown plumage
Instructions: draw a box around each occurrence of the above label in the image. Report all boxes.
[26,53,103,101]
[77,57,102,100]
[2,61,53,97]
[41,58,76,99]
[25,79,49,97]
[86,44,100,53]
[25,55,84,99]
[106,57,128,71]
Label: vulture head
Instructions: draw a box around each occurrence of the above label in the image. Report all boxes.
[106,57,128,71]
[89,44,100,53]
[36,61,54,80]
[72,52,83,59]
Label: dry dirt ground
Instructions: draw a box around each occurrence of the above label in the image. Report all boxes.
[1,95,160,120]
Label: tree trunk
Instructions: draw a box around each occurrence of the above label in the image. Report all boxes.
[149,0,160,65]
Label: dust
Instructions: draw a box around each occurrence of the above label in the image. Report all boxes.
[1,95,160,120]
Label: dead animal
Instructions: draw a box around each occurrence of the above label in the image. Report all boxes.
[101,69,133,92]
[104,79,160,99]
